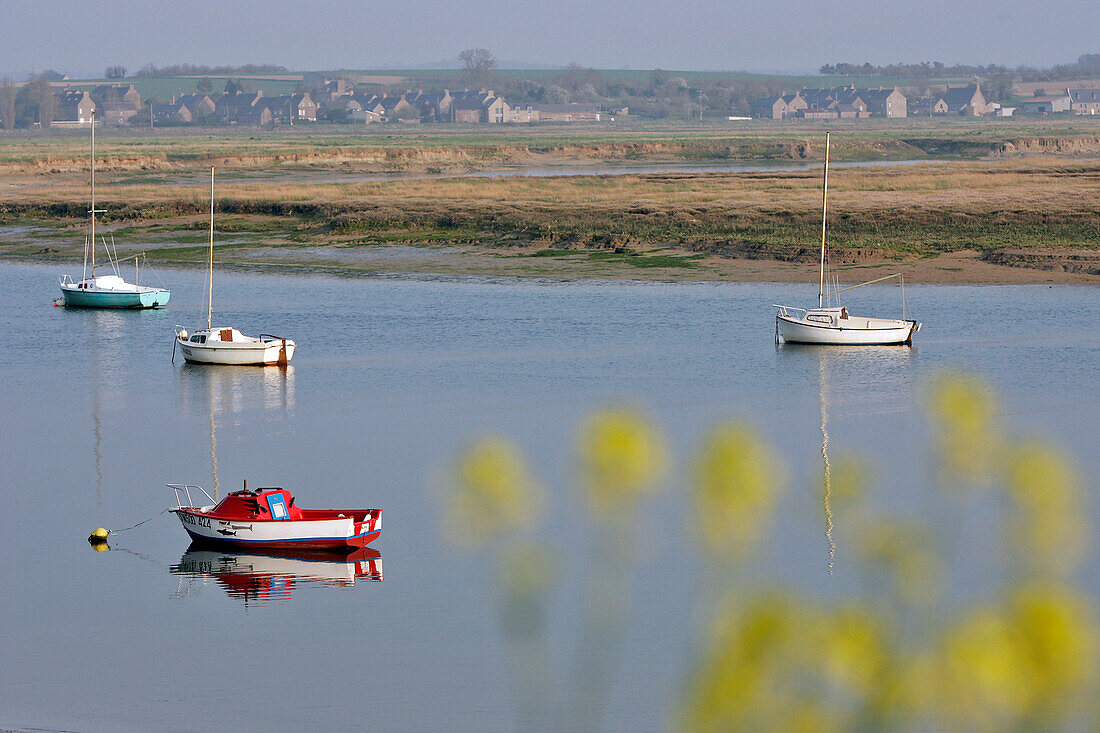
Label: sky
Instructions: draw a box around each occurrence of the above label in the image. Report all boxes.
[1,0,1097,78]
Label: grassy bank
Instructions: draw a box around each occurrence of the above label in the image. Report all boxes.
[2,123,1099,281]
[1,117,1100,175]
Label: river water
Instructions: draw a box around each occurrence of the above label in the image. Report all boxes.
[1,261,1097,731]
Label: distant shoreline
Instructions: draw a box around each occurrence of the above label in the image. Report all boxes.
[2,123,1099,286]
[7,246,1097,286]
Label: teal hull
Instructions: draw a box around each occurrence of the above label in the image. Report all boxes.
[60,287,170,309]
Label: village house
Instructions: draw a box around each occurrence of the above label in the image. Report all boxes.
[51,89,95,125]
[176,94,216,120]
[256,93,318,123]
[751,92,810,119]
[939,84,992,115]
[860,87,907,117]
[407,90,453,122]
[89,84,142,125]
[1068,88,1100,115]
[447,90,509,123]
[506,104,537,123]
[799,87,868,116]
[908,96,950,116]
[1018,94,1072,114]
[378,93,420,122]
[750,94,790,119]
[325,93,387,123]
[92,83,142,107]
[152,102,192,124]
[214,91,272,125]
[753,87,902,119]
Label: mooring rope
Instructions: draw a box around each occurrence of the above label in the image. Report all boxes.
[109,507,171,534]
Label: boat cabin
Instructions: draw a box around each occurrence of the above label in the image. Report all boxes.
[209,488,306,521]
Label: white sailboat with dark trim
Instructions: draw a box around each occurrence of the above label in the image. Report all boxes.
[174,168,296,366]
[58,110,170,309]
[774,132,920,346]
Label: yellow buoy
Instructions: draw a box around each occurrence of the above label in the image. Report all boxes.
[89,527,110,541]
[89,539,110,552]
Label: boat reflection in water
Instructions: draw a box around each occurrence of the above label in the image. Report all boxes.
[171,544,382,605]
[783,344,916,572]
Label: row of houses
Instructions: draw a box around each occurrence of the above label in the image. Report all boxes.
[752,86,909,119]
[752,84,994,119]
[319,88,603,124]
[47,82,605,127]
[753,83,1100,119]
[1017,89,1100,115]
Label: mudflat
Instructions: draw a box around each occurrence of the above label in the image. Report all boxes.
[2,121,1098,284]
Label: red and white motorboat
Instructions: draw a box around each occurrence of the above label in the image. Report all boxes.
[169,482,382,551]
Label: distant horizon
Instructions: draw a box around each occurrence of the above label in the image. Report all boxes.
[4,55,1097,84]
[2,0,1096,84]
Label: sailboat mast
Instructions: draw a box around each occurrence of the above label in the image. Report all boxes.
[207,166,214,330]
[818,132,831,309]
[89,109,96,277]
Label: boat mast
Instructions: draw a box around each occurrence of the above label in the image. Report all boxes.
[207,166,214,330]
[88,110,96,278]
[818,131,831,309]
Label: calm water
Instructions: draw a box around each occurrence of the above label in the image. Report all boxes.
[1,261,1098,731]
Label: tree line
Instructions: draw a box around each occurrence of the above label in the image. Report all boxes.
[132,63,289,78]
[821,53,1100,82]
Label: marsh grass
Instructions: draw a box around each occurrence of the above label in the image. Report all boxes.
[3,148,1099,268]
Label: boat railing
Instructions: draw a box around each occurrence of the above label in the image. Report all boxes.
[168,483,215,509]
[773,304,808,318]
[259,333,290,342]
[59,274,75,286]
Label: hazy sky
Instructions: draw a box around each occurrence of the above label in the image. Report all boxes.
[1,0,1096,77]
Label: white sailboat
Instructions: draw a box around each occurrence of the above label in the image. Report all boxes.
[174,168,296,366]
[58,110,170,309]
[774,132,920,346]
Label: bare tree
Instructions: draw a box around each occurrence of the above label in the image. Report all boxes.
[29,75,55,127]
[459,48,497,89]
[105,65,127,79]
[1,78,15,130]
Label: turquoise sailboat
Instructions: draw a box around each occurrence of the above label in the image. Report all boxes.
[58,110,170,309]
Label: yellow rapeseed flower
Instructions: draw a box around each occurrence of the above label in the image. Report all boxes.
[577,408,667,516]
[821,606,884,696]
[692,424,782,557]
[1007,442,1088,577]
[940,606,1030,729]
[856,520,943,606]
[1009,584,1098,713]
[929,373,1001,485]
[449,438,540,545]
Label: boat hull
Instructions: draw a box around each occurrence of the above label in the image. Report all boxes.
[777,314,919,345]
[173,507,381,551]
[60,284,170,309]
[177,338,295,366]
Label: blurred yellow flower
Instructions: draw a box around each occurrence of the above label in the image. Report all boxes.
[449,438,540,545]
[821,606,884,695]
[856,521,943,606]
[692,424,782,557]
[577,408,667,515]
[940,606,1030,728]
[678,595,794,731]
[1010,584,1098,712]
[1008,442,1088,577]
[929,374,1001,485]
